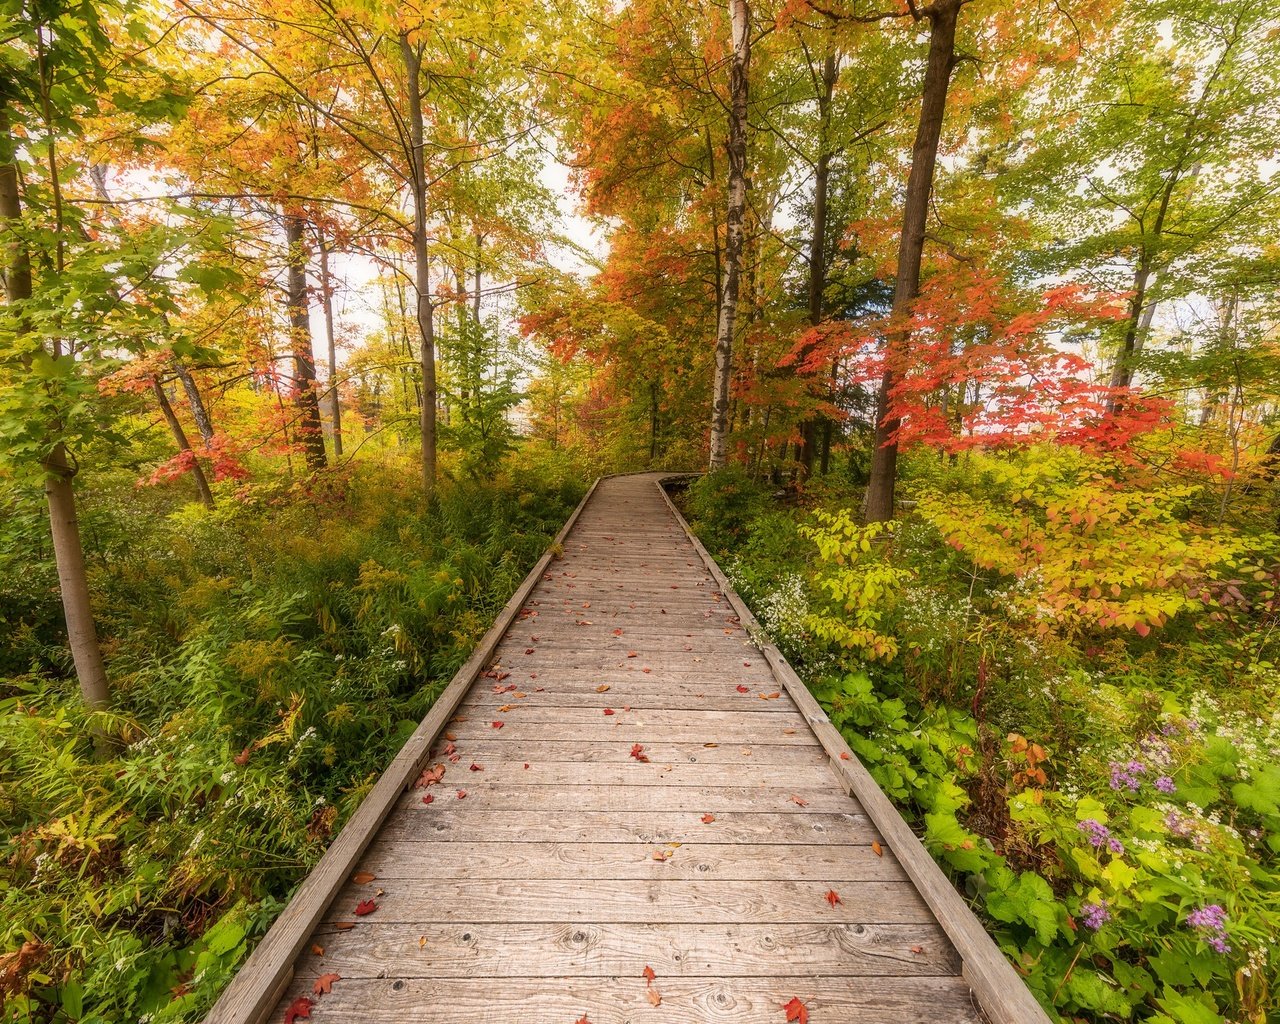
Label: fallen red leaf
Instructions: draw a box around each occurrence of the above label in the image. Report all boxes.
[911,944,924,953]
[525,648,535,654]
[456,790,467,799]
[354,899,377,916]
[630,744,650,763]
[523,762,530,769]
[575,1016,591,1024]
[627,651,637,658]
[783,996,808,1023]
[491,721,504,729]
[642,668,652,674]
[839,752,851,761]
[736,685,749,693]
[603,708,615,716]
[825,889,841,908]
[642,965,656,985]
[310,944,325,957]
[790,795,809,807]
[421,794,434,804]
[612,628,624,636]
[448,753,461,763]
[415,764,445,789]
[469,763,484,771]
[443,742,456,756]
[701,813,716,824]
[312,973,341,995]
[283,996,312,1023]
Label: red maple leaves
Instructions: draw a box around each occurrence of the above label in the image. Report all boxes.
[630,743,649,763]
[783,996,809,1022]
[354,899,377,916]
[283,996,312,1023]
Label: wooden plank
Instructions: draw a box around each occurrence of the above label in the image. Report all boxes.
[658,478,1051,1024]
[376,809,871,845]
[203,477,606,1024]
[394,784,855,813]
[441,707,803,728]
[319,879,936,925]
[402,762,831,789]
[357,840,906,881]
[272,976,983,1023]
[293,921,955,978]
[428,739,830,765]
[462,692,800,712]
[442,720,819,745]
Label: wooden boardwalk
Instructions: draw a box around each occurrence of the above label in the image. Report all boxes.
[208,474,1048,1024]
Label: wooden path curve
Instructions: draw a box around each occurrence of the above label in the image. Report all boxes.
[208,474,1049,1024]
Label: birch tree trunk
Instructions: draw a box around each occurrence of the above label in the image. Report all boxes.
[316,226,343,457]
[708,0,750,471]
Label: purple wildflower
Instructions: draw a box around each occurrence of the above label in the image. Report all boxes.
[1081,901,1110,931]
[1108,837,1125,855]
[1164,810,1192,837]
[1154,775,1176,794]
[1077,819,1111,849]
[1185,905,1232,955]
[1109,760,1146,792]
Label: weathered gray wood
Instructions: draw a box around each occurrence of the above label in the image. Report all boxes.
[320,879,936,925]
[427,739,830,765]
[395,783,853,813]
[403,761,830,789]
[442,720,820,745]
[203,478,605,1024]
[295,921,954,977]
[377,809,871,845]
[271,976,983,1023]
[356,840,906,881]
[658,478,1052,1024]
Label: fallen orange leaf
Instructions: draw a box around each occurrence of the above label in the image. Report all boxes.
[701,813,716,824]
[642,966,656,984]
[456,789,467,799]
[312,973,341,995]
[352,872,376,885]
[283,996,312,1023]
[630,744,650,763]
[839,751,851,760]
[421,794,434,804]
[333,922,354,931]
[596,684,611,693]
[646,988,662,1007]
[790,795,809,807]
[782,996,808,1023]
[310,944,325,957]
[491,721,504,729]
[872,840,883,857]
[825,889,841,908]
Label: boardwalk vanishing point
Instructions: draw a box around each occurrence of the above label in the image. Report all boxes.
[207,473,1050,1024]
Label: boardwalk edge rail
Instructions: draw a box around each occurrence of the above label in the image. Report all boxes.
[204,476,605,1024]
[657,477,1052,1024]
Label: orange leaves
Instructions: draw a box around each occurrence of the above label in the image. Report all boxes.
[825,889,841,908]
[311,973,340,996]
[595,684,611,693]
[701,813,716,824]
[642,966,656,985]
[630,743,650,763]
[352,872,376,885]
[415,763,445,789]
[783,996,808,1023]
[789,794,809,807]
[283,996,312,1023]
[641,964,662,1005]
[469,763,484,772]
[871,840,883,857]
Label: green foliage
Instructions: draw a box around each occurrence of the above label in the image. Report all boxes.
[439,315,524,478]
[690,451,1280,1023]
[0,458,583,1023]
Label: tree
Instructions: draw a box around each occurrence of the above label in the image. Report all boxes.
[709,0,752,470]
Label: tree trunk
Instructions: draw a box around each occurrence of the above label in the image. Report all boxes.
[283,210,327,472]
[798,48,838,478]
[401,34,437,497]
[708,0,750,471]
[864,0,961,522]
[152,377,215,508]
[316,226,343,457]
[2,101,110,715]
[175,363,215,445]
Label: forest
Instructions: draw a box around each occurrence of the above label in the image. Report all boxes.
[0,0,1277,1021]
